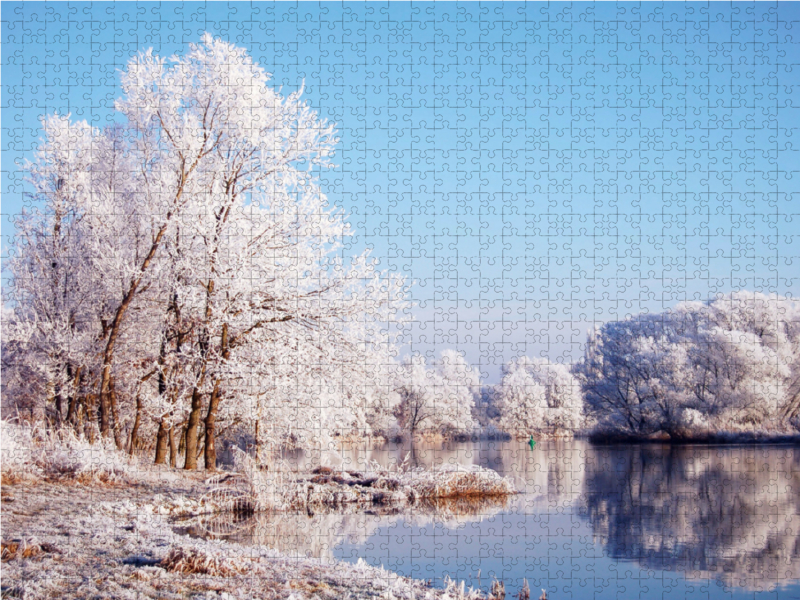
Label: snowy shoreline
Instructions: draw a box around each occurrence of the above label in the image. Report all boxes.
[1,422,515,600]
[1,473,495,599]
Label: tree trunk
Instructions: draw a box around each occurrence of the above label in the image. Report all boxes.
[184,388,204,470]
[108,376,124,450]
[53,384,63,426]
[66,394,78,425]
[169,426,178,468]
[204,323,229,472]
[98,365,113,437]
[154,418,170,465]
[178,427,186,457]
[85,393,97,444]
[204,383,221,471]
[65,365,82,426]
[129,394,142,455]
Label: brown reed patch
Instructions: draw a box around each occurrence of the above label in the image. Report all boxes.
[159,546,247,577]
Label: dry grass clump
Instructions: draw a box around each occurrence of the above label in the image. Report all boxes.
[440,575,484,599]
[2,471,24,485]
[1,539,60,562]
[408,466,517,499]
[159,545,247,577]
[489,579,506,599]
[367,454,517,500]
[267,458,517,511]
[1,540,19,561]
[367,456,517,501]
[417,494,511,517]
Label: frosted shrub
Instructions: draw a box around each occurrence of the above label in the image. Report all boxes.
[680,408,709,432]
[215,448,294,512]
[0,421,36,482]
[1,420,138,484]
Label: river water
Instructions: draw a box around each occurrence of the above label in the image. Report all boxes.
[196,439,800,598]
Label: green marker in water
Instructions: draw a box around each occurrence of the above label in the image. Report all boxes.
[528,435,536,450]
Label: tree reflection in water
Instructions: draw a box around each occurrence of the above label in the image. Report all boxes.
[579,444,800,591]
[208,440,800,595]
[175,495,511,561]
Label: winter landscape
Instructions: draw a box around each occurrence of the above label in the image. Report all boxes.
[3,5,800,600]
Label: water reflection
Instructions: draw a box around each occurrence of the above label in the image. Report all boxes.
[196,440,800,597]
[280,438,587,505]
[580,444,800,591]
[176,495,511,561]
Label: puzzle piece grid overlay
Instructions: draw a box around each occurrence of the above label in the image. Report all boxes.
[3,2,800,599]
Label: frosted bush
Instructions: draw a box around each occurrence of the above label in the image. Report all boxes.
[227,448,293,511]
[680,408,708,431]
[1,420,139,484]
[1,420,35,473]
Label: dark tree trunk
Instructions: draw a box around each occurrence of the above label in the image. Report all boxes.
[84,393,97,444]
[204,323,229,472]
[109,376,124,450]
[129,393,142,455]
[184,388,204,469]
[169,426,178,468]
[178,426,186,458]
[154,418,170,465]
[53,389,63,425]
[204,384,221,471]
[96,388,106,434]
[66,392,78,424]
[67,366,84,432]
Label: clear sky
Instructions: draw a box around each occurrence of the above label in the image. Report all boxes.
[3,2,800,381]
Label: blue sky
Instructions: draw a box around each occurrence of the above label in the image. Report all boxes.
[3,2,800,381]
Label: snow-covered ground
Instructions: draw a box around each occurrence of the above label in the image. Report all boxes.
[1,423,515,599]
[2,473,494,599]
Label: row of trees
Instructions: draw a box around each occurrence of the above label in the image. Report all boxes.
[3,39,798,464]
[2,36,407,469]
[1,36,580,468]
[383,292,800,440]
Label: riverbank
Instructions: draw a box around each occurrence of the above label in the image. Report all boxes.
[1,471,500,599]
[1,423,518,599]
[588,428,800,445]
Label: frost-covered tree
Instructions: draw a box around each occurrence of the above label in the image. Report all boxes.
[495,357,583,434]
[3,35,408,469]
[393,350,479,436]
[2,116,164,446]
[575,292,800,437]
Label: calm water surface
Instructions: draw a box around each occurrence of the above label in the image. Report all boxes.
[200,440,800,599]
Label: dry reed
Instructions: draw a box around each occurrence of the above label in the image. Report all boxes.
[159,545,247,576]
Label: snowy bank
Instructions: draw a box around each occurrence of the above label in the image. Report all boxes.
[2,480,492,599]
[1,423,516,598]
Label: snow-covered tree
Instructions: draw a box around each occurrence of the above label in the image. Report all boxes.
[575,292,800,437]
[393,350,479,436]
[495,357,583,434]
[3,35,408,469]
